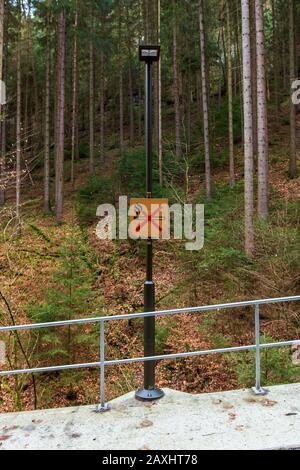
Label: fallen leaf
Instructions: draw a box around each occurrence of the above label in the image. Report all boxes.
[212,399,222,405]
[244,398,257,404]
[223,402,234,410]
[235,426,244,432]
[144,402,156,409]
[140,420,153,428]
[262,399,278,407]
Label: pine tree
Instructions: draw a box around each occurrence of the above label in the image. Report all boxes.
[29,228,98,362]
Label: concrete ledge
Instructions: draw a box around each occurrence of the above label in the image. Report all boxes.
[1,384,300,450]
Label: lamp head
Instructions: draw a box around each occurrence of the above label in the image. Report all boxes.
[139,45,161,63]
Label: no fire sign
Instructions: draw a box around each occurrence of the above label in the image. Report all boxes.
[129,198,169,240]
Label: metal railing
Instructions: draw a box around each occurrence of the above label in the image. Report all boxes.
[0,295,300,412]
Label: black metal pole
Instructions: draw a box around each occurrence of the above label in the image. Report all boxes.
[135,58,164,402]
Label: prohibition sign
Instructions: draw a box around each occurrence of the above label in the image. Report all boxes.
[129,198,169,239]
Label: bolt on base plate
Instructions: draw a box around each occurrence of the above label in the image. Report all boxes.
[135,388,165,402]
[95,403,111,413]
[252,387,268,396]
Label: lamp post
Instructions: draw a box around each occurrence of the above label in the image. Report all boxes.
[135,46,164,402]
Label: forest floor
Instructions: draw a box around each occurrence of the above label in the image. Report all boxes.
[0,114,300,413]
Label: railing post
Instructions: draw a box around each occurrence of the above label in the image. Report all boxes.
[252,304,268,396]
[96,320,111,412]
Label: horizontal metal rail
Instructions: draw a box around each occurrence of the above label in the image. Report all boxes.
[0,295,299,411]
[1,339,300,377]
[0,295,299,333]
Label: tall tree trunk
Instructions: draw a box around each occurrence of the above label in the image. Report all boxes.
[29,37,39,135]
[173,0,181,158]
[138,1,143,141]
[281,23,287,91]
[71,7,78,186]
[99,49,105,162]
[142,0,149,43]
[186,59,192,155]
[127,34,134,147]
[55,10,66,225]
[255,0,268,219]
[152,0,158,152]
[16,25,22,237]
[226,1,235,187]
[118,2,124,152]
[250,0,257,157]
[289,0,297,178]
[0,0,4,206]
[0,102,5,205]
[24,70,28,142]
[196,70,201,114]
[119,70,124,152]
[89,22,94,174]
[0,40,5,206]
[125,2,134,147]
[241,0,254,256]
[235,0,244,146]
[138,65,142,140]
[199,0,212,199]
[272,0,280,127]
[44,10,51,213]
[158,0,163,185]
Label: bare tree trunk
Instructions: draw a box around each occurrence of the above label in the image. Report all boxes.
[0,0,4,206]
[241,0,254,257]
[125,3,134,147]
[44,10,51,213]
[173,0,181,158]
[196,70,201,112]
[143,0,149,43]
[119,70,124,152]
[138,65,142,140]
[55,10,66,225]
[289,0,298,178]
[16,25,22,236]
[158,0,163,185]
[0,105,5,206]
[27,13,39,137]
[226,1,235,187]
[186,59,192,155]
[199,0,212,199]
[71,7,78,186]
[99,49,105,162]
[255,0,268,219]
[89,22,94,174]
[272,0,280,127]
[0,39,5,203]
[250,0,257,157]
[24,70,28,141]
[127,34,134,147]
[235,0,244,146]
[152,1,158,153]
[282,25,287,91]
[137,4,143,142]
[118,1,124,152]
[0,0,3,103]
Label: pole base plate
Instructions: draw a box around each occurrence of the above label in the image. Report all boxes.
[95,403,111,413]
[135,388,165,402]
[252,387,268,396]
